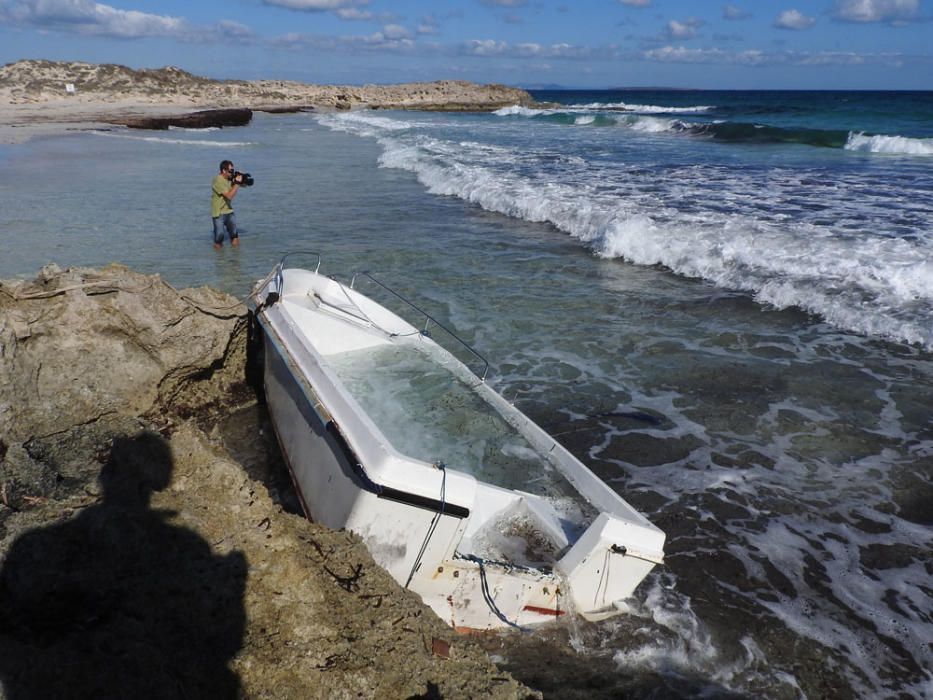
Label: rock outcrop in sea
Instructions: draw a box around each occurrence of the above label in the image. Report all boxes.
[0,264,534,699]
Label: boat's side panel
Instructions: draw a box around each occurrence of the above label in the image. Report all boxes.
[263,327,471,588]
[264,332,362,528]
[345,493,468,586]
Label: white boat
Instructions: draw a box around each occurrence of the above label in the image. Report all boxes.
[251,252,665,631]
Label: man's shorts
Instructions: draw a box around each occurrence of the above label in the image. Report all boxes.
[212,213,238,244]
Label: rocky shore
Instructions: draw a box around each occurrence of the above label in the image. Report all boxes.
[0,264,536,699]
[0,60,536,142]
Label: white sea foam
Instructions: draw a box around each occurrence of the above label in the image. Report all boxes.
[493,105,550,117]
[494,104,686,135]
[620,115,681,133]
[728,502,933,697]
[494,102,711,118]
[167,125,220,132]
[578,101,714,114]
[315,108,933,696]
[614,399,933,698]
[93,131,253,147]
[608,574,786,693]
[318,111,933,350]
[844,131,933,156]
[317,111,416,137]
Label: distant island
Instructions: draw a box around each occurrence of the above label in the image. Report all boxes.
[607,86,696,92]
[523,84,694,91]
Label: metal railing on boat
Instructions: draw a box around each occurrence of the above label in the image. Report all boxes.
[271,252,489,382]
[274,250,322,293]
[350,270,489,382]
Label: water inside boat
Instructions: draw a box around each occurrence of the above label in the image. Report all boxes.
[327,340,581,502]
[327,338,597,565]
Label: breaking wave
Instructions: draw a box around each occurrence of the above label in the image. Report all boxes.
[494,102,713,115]
[495,106,933,156]
[317,111,933,349]
[844,131,933,156]
[574,101,715,113]
[687,121,849,148]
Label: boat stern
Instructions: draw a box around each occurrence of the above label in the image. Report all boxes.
[556,512,665,621]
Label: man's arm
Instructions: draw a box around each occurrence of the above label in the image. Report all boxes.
[213,176,240,202]
[222,181,239,202]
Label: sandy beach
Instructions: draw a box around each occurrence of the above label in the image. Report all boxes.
[0,59,535,144]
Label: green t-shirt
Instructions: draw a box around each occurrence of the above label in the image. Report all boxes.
[211,174,233,218]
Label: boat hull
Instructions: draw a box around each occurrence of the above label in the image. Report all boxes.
[253,264,665,630]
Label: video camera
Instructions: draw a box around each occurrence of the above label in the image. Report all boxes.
[233,171,254,187]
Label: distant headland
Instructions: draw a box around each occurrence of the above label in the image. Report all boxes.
[0,59,536,143]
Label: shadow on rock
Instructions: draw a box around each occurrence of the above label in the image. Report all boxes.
[0,432,247,699]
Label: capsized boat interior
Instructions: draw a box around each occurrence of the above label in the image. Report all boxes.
[252,252,665,630]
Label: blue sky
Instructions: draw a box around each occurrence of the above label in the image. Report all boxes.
[0,0,930,89]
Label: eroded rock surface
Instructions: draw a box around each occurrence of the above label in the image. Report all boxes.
[119,107,254,130]
[0,264,534,699]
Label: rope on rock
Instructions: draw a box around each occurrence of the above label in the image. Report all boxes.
[0,270,277,321]
[0,278,155,300]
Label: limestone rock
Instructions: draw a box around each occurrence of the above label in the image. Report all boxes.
[0,263,247,445]
[0,265,535,699]
[117,108,253,130]
[0,59,537,111]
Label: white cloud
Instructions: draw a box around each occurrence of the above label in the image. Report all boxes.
[723,4,750,20]
[479,0,527,6]
[774,9,817,30]
[618,0,651,6]
[417,15,439,35]
[271,29,416,52]
[0,0,201,38]
[264,0,395,25]
[645,46,737,64]
[382,23,410,40]
[217,20,254,39]
[462,38,509,55]
[642,45,909,67]
[263,0,366,10]
[516,42,591,58]
[360,31,414,49]
[832,0,920,23]
[335,8,372,20]
[460,38,594,59]
[666,17,703,39]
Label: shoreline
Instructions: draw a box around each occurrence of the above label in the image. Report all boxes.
[0,98,517,145]
[0,59,536,145]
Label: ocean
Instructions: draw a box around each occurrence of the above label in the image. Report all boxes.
[1,89,931,698]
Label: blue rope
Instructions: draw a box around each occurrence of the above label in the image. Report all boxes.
[459,554,530,632]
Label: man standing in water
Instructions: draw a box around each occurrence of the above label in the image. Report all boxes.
[211,160,242,250]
